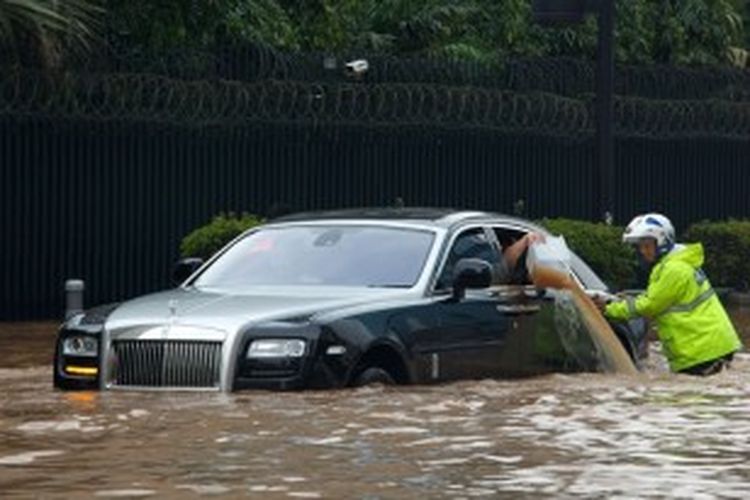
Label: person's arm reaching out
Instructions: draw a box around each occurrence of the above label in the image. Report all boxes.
[504,232,544,270]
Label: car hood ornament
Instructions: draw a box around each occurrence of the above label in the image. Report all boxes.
[168,299,178,315]
[168,299,178,330]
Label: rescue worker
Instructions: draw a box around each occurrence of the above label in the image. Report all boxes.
[596,213,742,376]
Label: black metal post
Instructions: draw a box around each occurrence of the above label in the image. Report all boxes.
[65,279,85,320]
[595,0,615,223]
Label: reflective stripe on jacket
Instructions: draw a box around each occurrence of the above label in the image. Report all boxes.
[605,243,742,372]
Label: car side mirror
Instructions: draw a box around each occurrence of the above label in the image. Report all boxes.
[172,258,204,285]
[452,258,493,301]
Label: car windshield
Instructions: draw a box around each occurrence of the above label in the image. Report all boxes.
[192,225,436,288]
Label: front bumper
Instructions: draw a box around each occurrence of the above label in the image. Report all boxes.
[54,322,357,392]
[233,358,354,390]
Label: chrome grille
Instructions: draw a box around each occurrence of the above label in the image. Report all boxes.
[112,340,221,388]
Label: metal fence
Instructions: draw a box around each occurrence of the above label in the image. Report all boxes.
[1,46,749,319]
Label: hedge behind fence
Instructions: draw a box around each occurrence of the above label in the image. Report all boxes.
[684,220,750,291]
[180,213,264,261]
[541,218,638,291]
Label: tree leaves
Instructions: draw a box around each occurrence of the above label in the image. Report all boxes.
[0,0,103,67]
[4,1,744,68]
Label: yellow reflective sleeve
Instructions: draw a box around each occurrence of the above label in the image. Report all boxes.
[633,262,691,319]
[605,261,692,321]
[604,299,633,321]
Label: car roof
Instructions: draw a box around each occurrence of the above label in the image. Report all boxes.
[271,207,536,229]
[269,208,607,290]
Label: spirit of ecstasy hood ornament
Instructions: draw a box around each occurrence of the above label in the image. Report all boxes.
[168,299,178,324]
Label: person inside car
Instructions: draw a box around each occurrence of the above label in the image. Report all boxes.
[497,232,545,284]
[438,230,544,289]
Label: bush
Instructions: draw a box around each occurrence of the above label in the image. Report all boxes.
[180,213,263,260]
[540,218,637,291]
[683,220,750,290]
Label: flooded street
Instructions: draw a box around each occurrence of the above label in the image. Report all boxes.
[1,318,749,498]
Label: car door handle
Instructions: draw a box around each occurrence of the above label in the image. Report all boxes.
[496,304,541,315]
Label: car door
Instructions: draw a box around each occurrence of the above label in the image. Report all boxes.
[414,226,515,381]
[489,222,628,375]
[434,288,515,380]
[494,222,624,375]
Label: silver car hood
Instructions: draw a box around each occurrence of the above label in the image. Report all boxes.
[105,286,413,335]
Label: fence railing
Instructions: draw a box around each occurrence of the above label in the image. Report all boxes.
[1,45,749,319]
[1,67,748,140]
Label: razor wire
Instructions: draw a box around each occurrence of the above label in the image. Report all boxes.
[122,44,750,100]
[0,69,592,135]
[505,57,750,101]
[18,43,750,100]
[1,68,748,140]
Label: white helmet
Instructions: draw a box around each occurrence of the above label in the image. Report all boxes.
[623,213,675,255]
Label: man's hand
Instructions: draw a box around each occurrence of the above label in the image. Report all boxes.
[504,232,546,271]
[592,294,608,313]
[524,232,545,248]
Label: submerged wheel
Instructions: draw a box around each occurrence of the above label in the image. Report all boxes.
[353,367,396,387]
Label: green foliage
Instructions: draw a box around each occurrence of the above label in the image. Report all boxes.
[5,0,744,67]
[684,220,750,290]
[664,0,744,65]
[541,218,637,291]
[614,0,658,64]
[180,213,263,260]
[287,0,496,59]
[224,0,298,48]
[740,0,750,48]
[104,0,746,67]
[106,0,298,51]
[526,0,745,65]
[0,0,103,66]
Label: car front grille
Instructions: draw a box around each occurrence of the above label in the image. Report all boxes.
[111,340,222,388]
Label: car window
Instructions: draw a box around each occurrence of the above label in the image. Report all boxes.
[493,225,609,291]
[193,225,436,288]
[569,253,608,291]
[435,228,501,290]
[492,227,531,285]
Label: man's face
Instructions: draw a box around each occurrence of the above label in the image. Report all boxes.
[636,238,657,263]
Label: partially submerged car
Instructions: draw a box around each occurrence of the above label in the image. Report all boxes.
[54,208,646,392]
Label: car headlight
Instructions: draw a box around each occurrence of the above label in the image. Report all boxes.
[62,335,98,357]
[246,339,306,359]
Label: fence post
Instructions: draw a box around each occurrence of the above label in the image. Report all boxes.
[596,0,615,224]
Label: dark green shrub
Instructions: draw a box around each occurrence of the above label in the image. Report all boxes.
[180,213,263,260]
[683,220,750,291]
[540,218,637,290]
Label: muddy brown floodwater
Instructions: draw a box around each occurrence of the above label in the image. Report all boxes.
[1,314,750,499]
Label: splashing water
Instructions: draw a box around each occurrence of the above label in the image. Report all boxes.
[530,265,637,375]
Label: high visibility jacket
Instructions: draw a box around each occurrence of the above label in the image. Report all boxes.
[605,243,742,372]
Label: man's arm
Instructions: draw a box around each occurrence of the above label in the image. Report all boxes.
[604,263,691,321]
[503,232,544,271]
